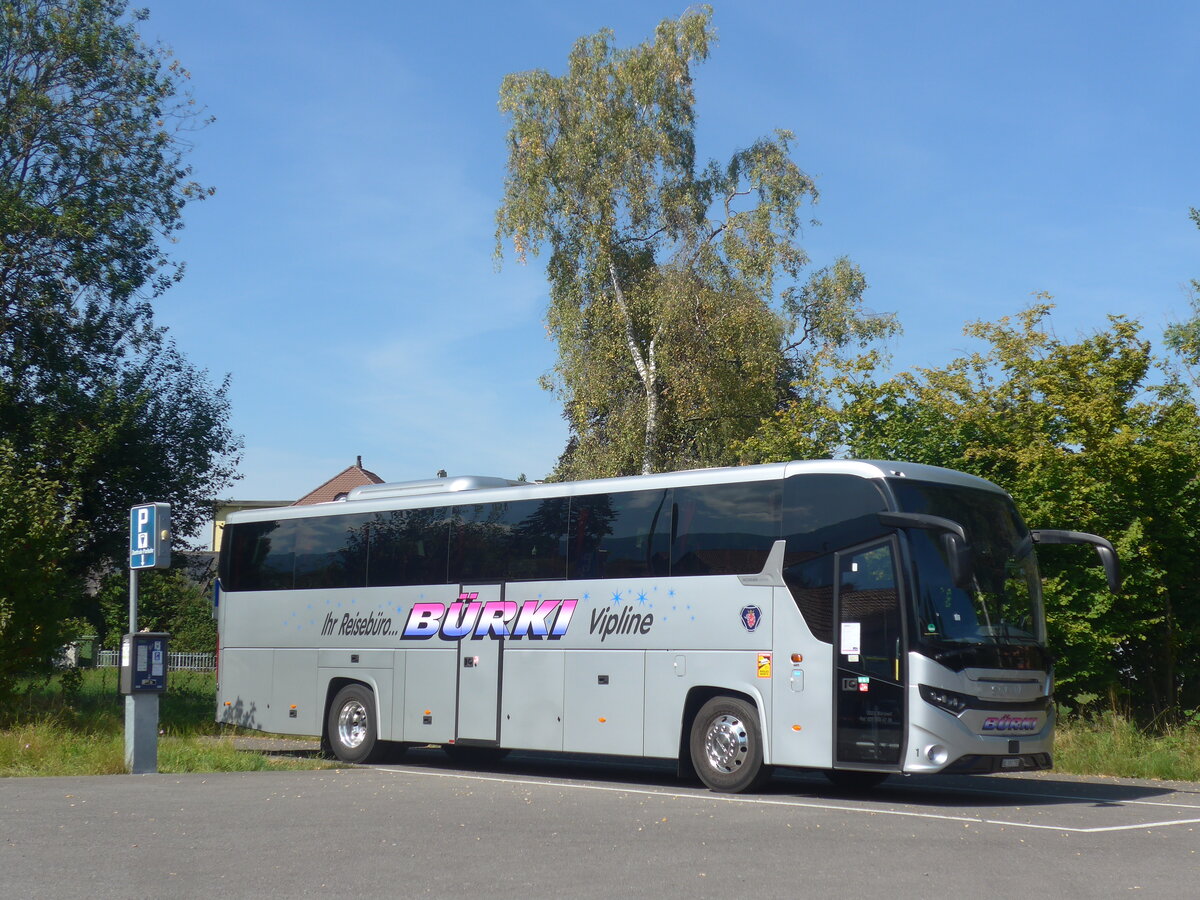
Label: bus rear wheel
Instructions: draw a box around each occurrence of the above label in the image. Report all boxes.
[327,684,386,764]
[690,696,772,793]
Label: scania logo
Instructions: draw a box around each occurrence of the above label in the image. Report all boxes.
[982,715,1039,732]
[740,605,762,632]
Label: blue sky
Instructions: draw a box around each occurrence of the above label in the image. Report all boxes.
[138,1,1199,509]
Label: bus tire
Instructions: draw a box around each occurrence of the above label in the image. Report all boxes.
[690,696,772,793]
[327,684,385,764]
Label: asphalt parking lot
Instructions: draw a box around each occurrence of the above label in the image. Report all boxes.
[3,749,1198,898]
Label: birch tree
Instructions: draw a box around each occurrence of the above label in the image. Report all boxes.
[496,7,896,478]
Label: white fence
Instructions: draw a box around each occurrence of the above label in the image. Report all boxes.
[94,649,215,671]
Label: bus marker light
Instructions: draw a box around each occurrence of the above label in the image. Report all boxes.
[791,724,802,732]
[598,717,607,723]
[790,653,803,664]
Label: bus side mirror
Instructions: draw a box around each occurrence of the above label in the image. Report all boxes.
[878,511,974,589]
[1032,530,1121,593]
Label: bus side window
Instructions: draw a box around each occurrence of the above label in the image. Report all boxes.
[567,490,669,580]
[783,555,835,643]
[670,481,781,576]
[226,519,297,592]
[449,499,568,583]
[293,513,370,590]
[369,508,451,586]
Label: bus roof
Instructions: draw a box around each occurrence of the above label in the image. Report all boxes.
[222,459,1005,526]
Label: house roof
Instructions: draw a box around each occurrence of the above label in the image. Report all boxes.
[292,457,385,506]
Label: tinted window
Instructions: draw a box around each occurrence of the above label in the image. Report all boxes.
[293,514,371,590]
[783,474,888,564]
[223,519,297,591]
[670,481,781,576]
[782,474,888,642]
[449,499,567,583]
[368,507,450,586]
[784,555,835,643]
[568,490,670,579]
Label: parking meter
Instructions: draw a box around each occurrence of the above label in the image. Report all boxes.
[120,632,169,694]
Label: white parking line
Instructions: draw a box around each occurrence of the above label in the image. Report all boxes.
[373,766,1200,834]
[888,779,1200,812]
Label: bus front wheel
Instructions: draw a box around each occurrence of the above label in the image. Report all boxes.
[327,684,385,764]
[689,696,772,793]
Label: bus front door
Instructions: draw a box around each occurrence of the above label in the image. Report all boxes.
[833,539,905,768]
[455,583,504,743]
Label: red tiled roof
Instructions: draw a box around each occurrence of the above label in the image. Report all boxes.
[292,459,385,506]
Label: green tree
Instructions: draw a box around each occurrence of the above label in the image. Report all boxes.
[834,305,1200,719]
[0,0,239,681]
[97,565,215,652]
[0,439,83,699]
[1163,207,1200,375]
[496,8,896,478]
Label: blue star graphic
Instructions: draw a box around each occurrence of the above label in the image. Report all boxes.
[610,590,623,605]
[637,592,649,605]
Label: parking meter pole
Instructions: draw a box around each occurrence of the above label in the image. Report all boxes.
[125,692,158,774]
[129,567,138,634]
[125,567,153,773]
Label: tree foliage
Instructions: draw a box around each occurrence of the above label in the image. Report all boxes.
[1163,207,1200,374]
[97,565,215,652]
[834,305,1200,718]
[0,438,83,697]
[0,0,238,682]
[496,8,896,478]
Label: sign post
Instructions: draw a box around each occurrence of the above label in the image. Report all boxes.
[126,503,171,774]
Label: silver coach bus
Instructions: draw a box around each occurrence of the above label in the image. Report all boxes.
[215,460,1119,792]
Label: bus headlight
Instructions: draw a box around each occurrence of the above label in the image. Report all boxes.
[919,683,970,716]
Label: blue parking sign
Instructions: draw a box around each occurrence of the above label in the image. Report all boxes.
[130,503,171,570]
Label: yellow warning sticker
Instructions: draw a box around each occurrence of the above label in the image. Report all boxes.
[757,653,772,679]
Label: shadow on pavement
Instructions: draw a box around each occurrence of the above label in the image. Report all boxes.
[375,745,1190,809]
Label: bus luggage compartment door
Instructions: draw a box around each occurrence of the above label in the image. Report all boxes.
[455,583,504,743]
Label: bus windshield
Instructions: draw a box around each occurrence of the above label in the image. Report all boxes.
[890,480,1045,653]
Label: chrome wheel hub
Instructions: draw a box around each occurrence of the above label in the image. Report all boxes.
[704,713,748,773]
[337,699,369,749]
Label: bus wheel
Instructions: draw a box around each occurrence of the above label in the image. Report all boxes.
[327,684,384,764]
[690,697,772,793]
[823,770,889,791]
